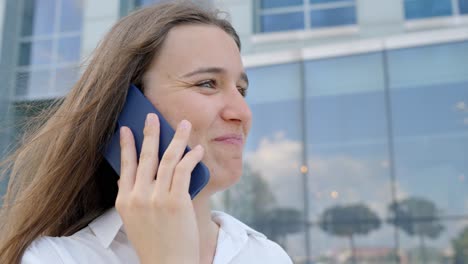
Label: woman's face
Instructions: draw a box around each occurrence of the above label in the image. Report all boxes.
[143,24,252,195]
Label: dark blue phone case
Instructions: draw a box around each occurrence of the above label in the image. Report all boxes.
[103,84,210,199]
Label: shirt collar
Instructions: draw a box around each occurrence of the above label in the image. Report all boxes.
[211,211,265,239]
[211,210,266,263]
[87,208,267,255]
[88,207,123,248]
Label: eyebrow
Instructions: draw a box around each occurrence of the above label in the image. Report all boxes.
[181,67,249,86]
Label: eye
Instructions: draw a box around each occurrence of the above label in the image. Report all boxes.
[196,80,216,89]
[237,86,248,97]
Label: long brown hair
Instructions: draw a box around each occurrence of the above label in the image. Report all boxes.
[0,2,240,263]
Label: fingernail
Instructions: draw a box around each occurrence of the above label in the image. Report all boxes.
[146,113,155,125]
[179,119,191,130]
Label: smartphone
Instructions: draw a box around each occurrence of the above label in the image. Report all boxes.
[103,84,210,199]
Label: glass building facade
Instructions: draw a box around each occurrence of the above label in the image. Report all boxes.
[255,0,357,33]
[235,41,468,263]
[17,0,83,99]
[404,0,468,19]
[0,0,467,263]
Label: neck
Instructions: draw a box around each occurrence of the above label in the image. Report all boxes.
[192,192,219,264]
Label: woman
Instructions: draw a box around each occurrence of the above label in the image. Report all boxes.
[0,2,292,264]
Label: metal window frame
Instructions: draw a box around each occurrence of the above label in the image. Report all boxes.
[403,0,461,20]
[256,0,357,33]
[13,0,83,101]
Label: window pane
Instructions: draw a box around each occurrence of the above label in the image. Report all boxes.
[22,0,56,36]
[310,0,354,3]
[55,66,79,94]
[60,0,83,32]
[57,36,81,63]
[18,40,53,66]
[399,219,468,263]
[261,12,304,32]
[135,0,168,7]
[15,72,29,96]
[460,0,468,14]
[219,63,306,261]
[404,0,452,20]
[311,223,397,263]
[260,0,303,9]
[305,53,394,261]
[12,100,55,151]
[15,70,51,96]
[452,222,468,263]
[310,6,356,28]
[387,41,468,216]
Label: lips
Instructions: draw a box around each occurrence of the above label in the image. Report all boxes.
[213,134,244,145]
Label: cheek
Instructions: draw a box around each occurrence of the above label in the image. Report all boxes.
[152,96,214,146]
[154,103,194,132]
[245,109,253,134]
[151,101,180,130]
[181,114,211,148]
[187,128,205,149]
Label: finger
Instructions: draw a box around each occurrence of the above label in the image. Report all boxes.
[119,126,137,193]
[171,145,204,195]
[155,119,191,194]
[135,113,160,188]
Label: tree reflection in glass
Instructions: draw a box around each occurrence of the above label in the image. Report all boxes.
[388,197,445,263]
[319,203,381,264]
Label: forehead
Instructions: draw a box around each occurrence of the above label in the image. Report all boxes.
[154,24,243,74]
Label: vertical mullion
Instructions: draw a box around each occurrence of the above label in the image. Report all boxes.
[254,0,260,33]
[51,0,61,95]
[304,0,310,30]
[382,49,401,264]
[300,59,312,263]
[452,0,460,15]
[13,0,25,98]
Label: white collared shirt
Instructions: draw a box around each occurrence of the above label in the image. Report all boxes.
[22,208,293,264]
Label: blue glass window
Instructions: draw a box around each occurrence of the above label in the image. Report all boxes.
[304,52,392,261]
[15,70,51,96]
[15,72,30,96]
[258,0,357,33]
[310,0,350,3]
[55,67,79,94]
[404,0,452,20]
[310,6,356,28]
[60,0,83,32]
[238,63,305,260]
[261,12,305,32]
[19,40,53,66]
[21,0,56,36]
[460,0,468,14]
[136,0,166,7]
[260,0,303,9]
[16,0,84,98]
[387,41,468,216]
[57,36,81,63]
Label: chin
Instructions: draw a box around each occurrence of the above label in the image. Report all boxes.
[205,165,243,193]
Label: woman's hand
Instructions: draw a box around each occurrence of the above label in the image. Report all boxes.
[115,113,204,264]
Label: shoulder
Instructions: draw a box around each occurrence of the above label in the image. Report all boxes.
[21,237,64,264]
[22,208,131,263]
[21,227,100,264]
[243,235,293,263]
[212,211,293,264]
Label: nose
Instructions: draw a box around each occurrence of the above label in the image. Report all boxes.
[220,86,252,126]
